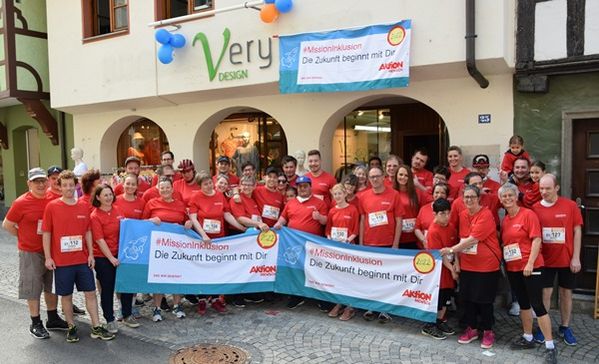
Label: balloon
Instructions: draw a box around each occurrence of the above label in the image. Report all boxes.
[275,0,293,13]
[170,33,186,48]
[158,44,174,64]
[264,0,275,3]
[155,29,171,45]
[260,4,279,23]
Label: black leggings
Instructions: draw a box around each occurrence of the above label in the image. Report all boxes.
[507,270,547,317]
[463,301,495,330]
[95,257,134,322]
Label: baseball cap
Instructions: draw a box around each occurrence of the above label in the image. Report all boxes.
[28,167,48,181]
[47,165,63,176]
[472,154,490,168]
[217,156,230,164]
[265,166,281,176]
[295,175,312,185]
[125,156,141,166]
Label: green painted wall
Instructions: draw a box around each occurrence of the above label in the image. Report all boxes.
[514,71,599,179]
[14,0,47,32]
[16,34,49,92]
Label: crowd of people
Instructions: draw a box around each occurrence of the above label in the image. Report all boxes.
[4,135,583,363]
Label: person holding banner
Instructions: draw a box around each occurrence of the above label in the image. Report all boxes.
[449,172,501,230]
[415,183,449,248]
[230,175,269,232]
[143,177,192,322]
[499,183,557,362]
[90,185,140,332]
[115,174,146,219]
[358,166,404,323]
[394,165,422,249]
[142,165,183,203]
[252,166,285,227]
[440,185,501,349]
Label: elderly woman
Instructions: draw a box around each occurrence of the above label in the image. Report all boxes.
[440,185,501,349]
[415,183,449,248]
[499,183,556,357]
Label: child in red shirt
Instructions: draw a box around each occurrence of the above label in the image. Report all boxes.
[500,135,531,181]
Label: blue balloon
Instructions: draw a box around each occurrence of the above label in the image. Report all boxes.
[264,0,275,3]
[158,44,174,64]
[155,29,172,45]
[170,33,186,48]
[275,0,292,13]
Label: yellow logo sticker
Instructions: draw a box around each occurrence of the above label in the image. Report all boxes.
[387,26,406,46]
[257,230,278,249]
[413,252,435,274]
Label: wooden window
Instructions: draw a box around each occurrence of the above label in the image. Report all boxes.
[82,0,129,39]
[155,0,214,21]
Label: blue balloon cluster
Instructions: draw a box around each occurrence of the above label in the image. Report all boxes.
[275,0,293,13]
[155,29,187,64]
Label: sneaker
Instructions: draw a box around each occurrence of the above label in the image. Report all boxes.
[509,302,520,316]
[91,325,115,341]
[152,307,163,322]
[184,295,199,305]
[123,316,141,328]
[436,321,455,335]
[211,300,227,314]
[328,304,342,318]
[421,323,447,340]
[104,320,118,334]
[233,299,246,308]
[559,326,577,346]
[197,300,207,316]
[510,336,536,350]
[173,305,186,319]
[131,306,142,319]
[142,293,153,302]
[533,329,546,344]
[72,304,85,315]
[545,348,558,364]
[30,322,50,339]
[244,295,265,304]
[286,297,305,309]
[458,327,479,344]
[160,297,172,311]
[134,297,145,306]
[66,324,79,343]
[114,309,123,322]
[480,330,495,349]
[46,317,69,331]
[378,312,392,324]
[363,310,376,321]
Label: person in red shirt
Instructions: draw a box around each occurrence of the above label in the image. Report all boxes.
[440,185,501,350]
[471,154,501,196]
[281,155,298,187]
[46,165,63,200]
[151,151,182,187]
[284,185,297,203]
[421,198,458,340]
[114,174,146,219]
[358,166,404,323]
[352,165,369,194]
[113,157,151,196]
[415,183,449,248]
[500,135,531,180]
[411,149,434,193]
[532,174,583,347]
[305,149,337,206]
[144,165,183,203]
[509,158,541,208]
[383,154,402,189]
[230,175,269,232]
[214,156,240,187]
[394,165,421,249]
[172,159,200,205]
[252,167,285,227]
[276,173,288,196]
[446,146,470,202]
[2,168,68,338]
[339,174,360,209]
[530,161,546,184]
[42,170,114,342]
[325,184,360,321]
[450,172,501,229]
[499,183,556,355]
[90,185,139,332]
[78,169,101,212]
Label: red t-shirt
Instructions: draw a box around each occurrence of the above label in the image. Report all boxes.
[42,199,91,267]
[151,172,182,186]
[46,188,62,200]
[398,191,419,245]
[114,178,151,196]
[501,150,531,173]
[448,167,470,202]
[415,202,435,236]
[287,174,298,188]
[173,179,201,205]
[358,187,404,247]
[6,192,54,253]
[450,193,500,231]
[483,178,501,196]
[413,168,433,191]
[501,207,543,272]
[91,206,125,257]
[229,194,261,227]
[281,196,328,236]
[306,171,337,206]
[325,204,360,243]
[114,195,145,219]
[142,187,184,203]
[78,194,94,214]
[142,198,187,225]
[532,197,583,268]
[427,222,458,289]
[458,207,501,272]
[331,195,361,210]
[252,185,284,227]
[188,191,230,238]
[212,173,240,187]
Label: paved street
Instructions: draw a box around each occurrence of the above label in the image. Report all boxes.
[0,229,597,363]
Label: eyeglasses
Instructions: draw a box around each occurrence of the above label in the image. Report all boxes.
[463,195,478,200]
[368,175,383,180]
[278,180,288,184]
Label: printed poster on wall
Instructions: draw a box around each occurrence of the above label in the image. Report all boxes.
[279,20,411,93]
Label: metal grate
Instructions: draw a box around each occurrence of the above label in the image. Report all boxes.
[169,343,250,364]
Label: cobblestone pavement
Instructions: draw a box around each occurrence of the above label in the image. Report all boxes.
[1,230,597,363]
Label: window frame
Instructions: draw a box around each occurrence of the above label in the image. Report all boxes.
[155,0,215,22]
[82,0,130,42]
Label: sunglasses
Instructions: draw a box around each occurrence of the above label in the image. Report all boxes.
[278,180,288,184]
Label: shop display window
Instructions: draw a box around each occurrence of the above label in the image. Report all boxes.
[116,119,169,167]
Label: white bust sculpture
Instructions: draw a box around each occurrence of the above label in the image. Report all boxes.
[294,150,307,176]
[71,147,88,177]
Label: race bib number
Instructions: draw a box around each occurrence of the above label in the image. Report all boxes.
[462,243,478,255]
[262,205,280,220]
[402,218,416,233]
[542,227,565,244]
[330,227,348,242]
[202,219,221,234]
[60,235,83,253]
[37,220,43,235]
[503,243,522,262]
[368,211,389,227]
[251,214,261,222]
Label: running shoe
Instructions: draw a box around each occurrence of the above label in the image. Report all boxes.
[104,320,118,334]
[114,309,123,322]
[91,325,115,341]
[533,328,546,344]
[134,297,145,306]
[184,295,199,305]
[378,312,392,324]
[173,305,186,319]
[211,299,227,314]
[436,321,455,335]
[480,330,495,349]
[72,304,85,315]
[559,326,577,346]
[160,297,172,311]
[510,336,536,350]
[244,295,264,304]
[66,324,79,343]
[545,348,558,364]
[458,327,479,344]
[131,306,142,319]
[362,310,376,321]
[152,307,163,322]
[30,322,50,339]
[197,300,207,316]
[123,316,141,328]
[232,299,246,308]
[286,297,304,309]
[46,317,69,331]
[508,302,520,316]
[421,323,447,340]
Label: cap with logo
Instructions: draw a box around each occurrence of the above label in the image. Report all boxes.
[472,154,490,168]
[295,175,312,185]
[217,156,230,164]
[47,165,63,176]
[29,167,48,181]
[124,156,141,166]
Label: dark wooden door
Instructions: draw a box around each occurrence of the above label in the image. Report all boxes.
[572,118,599,294]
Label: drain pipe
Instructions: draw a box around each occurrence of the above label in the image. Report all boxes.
[465,0,489,88]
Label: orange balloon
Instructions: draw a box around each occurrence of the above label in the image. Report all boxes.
[260,4,279,23]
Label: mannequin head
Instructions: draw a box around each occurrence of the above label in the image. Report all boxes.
[70,147,84,161]
[294,150,306,167]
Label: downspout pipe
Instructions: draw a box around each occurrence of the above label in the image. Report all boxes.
[465,0,489,88]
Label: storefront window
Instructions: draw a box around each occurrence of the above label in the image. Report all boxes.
[210,113,287,178]
[116,119,169,166]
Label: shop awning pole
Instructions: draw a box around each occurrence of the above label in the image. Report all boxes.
[148,1,264,28]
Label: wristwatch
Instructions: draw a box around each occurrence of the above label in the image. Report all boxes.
[449,248,454,254]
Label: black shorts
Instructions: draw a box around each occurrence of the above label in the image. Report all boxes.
[54,264,96,296]
[506,269,547,316]
[543,267,577,290]
[437,288,453,310]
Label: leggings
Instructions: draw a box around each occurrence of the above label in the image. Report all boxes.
[95,257,134,322]
[507,270,547,317]
[463,301,495,331]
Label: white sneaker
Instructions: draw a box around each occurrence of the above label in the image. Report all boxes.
[104,320,118,334]
[123,316,141,328]
[173,305,186,319]
[152,307,163,322]
[509,302,520,316]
